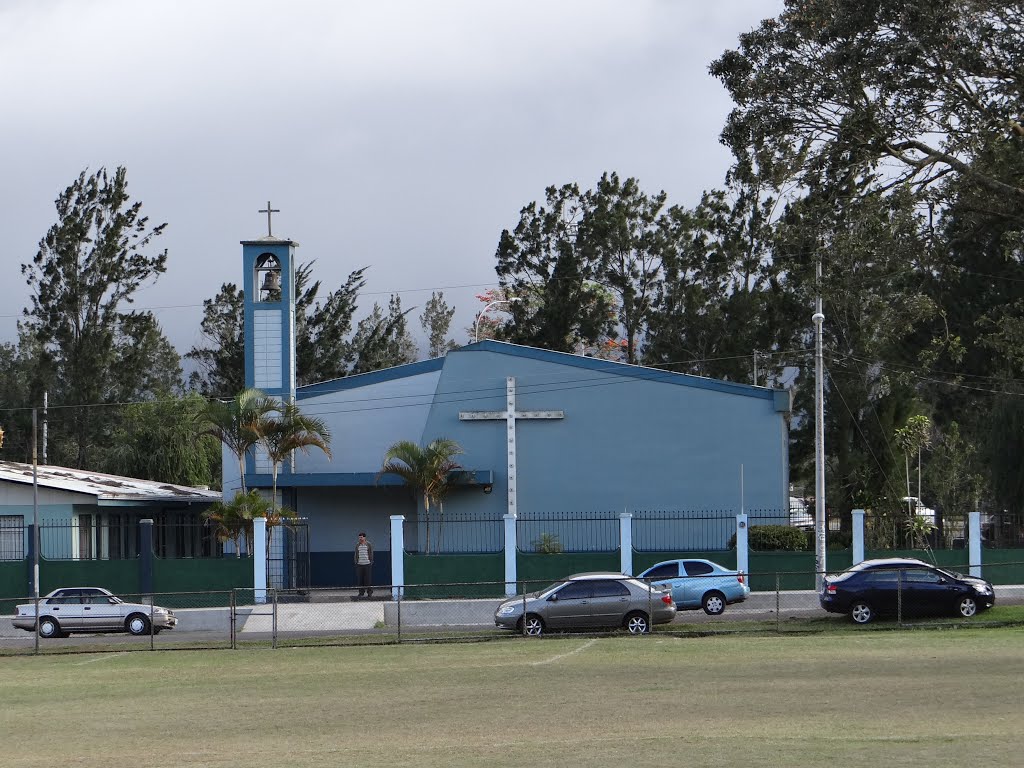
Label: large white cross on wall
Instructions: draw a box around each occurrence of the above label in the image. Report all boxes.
[459,376,564,517]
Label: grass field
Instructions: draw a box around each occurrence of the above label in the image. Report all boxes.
[1,627,1022,768]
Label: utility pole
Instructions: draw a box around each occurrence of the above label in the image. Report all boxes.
[32,408,40,597]
[813,260,827,591]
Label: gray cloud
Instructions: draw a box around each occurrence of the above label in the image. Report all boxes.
[0,0,783,355]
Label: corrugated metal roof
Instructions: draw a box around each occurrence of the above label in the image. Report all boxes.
[0,461,221,503]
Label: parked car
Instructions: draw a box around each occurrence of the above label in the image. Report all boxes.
[789,497,815,530]
[494,572,676,636]
[12,587,178,638]
[819,558,996,624]
[637,558,750,615]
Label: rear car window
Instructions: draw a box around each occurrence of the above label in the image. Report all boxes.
[590,580,630,598]
[683,561,714,577]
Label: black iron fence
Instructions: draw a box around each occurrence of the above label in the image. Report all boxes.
[19,520,225,561]
[401,509,837,554]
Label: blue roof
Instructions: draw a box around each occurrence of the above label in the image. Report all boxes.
[297,340,786,405]
[297,357,444,399]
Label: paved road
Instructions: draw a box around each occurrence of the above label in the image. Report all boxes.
[2,585,1020,650]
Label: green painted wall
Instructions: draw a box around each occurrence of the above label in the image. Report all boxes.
[153,558,253,607]
[978,549,1024,584]
[405,554,504,597]
[38,558,140,596]
[0,561,27,612]
[517,553,619,589]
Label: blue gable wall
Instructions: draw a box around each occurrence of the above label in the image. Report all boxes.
[293,360,444,475]
[424,344,788,517]
[281,342,789,513]
[245,341,790,571]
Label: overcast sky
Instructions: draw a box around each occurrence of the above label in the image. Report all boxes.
[0,0,783,357]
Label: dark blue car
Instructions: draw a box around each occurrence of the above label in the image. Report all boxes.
[820,557,995,624]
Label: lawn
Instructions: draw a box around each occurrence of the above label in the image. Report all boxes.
[1,628,1022,768]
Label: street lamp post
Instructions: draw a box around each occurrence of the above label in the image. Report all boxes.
[473,297,520,343]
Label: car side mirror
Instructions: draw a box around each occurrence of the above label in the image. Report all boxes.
[548,594,558,602]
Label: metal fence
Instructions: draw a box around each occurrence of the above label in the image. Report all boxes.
[400,509,829,554]
[3,561,1020,655]
[30,520,224,561]
[402,514,503,554]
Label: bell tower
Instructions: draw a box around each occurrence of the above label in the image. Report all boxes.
[242,201,297,406]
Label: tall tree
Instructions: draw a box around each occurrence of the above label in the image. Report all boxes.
[420,291,457,357]
[348,294,417,374]
[188,263,373,394]
[108,393,220,487]
[496,183,615,352]
[20,167,171,468]
[186,283,245,397]
[578,172,668,364]
[295,263,367,385]
[710,0,1024,202]
[775,183,936,518]
[644,181,798,385]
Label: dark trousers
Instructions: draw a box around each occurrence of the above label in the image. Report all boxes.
[356,564,373,597]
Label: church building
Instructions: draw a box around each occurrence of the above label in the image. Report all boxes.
[226,223,793,588]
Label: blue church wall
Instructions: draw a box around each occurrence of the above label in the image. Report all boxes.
[297,486,409,588]
[424,346,789,519]
[250,342,790,579]
[294,364,443,475]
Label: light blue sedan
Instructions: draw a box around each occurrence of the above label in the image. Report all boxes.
[637,559,750,615]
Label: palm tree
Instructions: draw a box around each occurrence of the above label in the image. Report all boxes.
[197,388,277,494]
[379,438,464,553]
[202,489,269,556]
[894,415,934,552]
[257,400,332,564]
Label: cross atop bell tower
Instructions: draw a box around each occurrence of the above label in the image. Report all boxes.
[258,201,280,237]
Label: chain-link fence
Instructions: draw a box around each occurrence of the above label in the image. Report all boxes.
[2,561,1020,655]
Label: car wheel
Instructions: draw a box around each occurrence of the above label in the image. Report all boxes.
[957,596,978,618]
[38,617,62,639]
[521,614,544,636]
[702,591,726,616]
[126,613,151,636]
[850,600,874,624]
[625,611,650,634]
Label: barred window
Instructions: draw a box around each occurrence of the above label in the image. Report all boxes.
[0,515,24,560]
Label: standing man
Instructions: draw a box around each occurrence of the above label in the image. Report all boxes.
[354,532,374,598]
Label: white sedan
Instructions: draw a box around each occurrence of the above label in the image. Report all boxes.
[12,587,177,638]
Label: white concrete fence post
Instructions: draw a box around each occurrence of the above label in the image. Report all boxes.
[619,512,633,576]
[503,514,517,597]
[390,515,405,600]
[852,509,865,564]
[253,516,267,604]
[736,514,749,577]
[969,510,982,578]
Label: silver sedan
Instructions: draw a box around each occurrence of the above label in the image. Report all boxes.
[495,572,676,636]
[12,587,177,638]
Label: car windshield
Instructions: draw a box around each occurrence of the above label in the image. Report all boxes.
[537,581,570,599]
